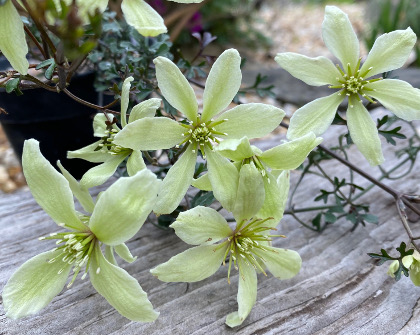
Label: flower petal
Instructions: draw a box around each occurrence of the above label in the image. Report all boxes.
[216,137,254,161]
[254,246,302,279]
[346,102,384,166]
[121,0,167,37]
[360,28,416,78]
[154,56,198,120]
[22,139,84,230]
[89,169,160,245]
[169,0,204,2]
[233,163,265,222]
[89,246,159,322]
[287,92,343,140]
[121,77,134,128]
[113,117,185,150]
[191,173,212,191]
[67,141,111,163]
[80,154,128,189]
[201,49,242,122]
[410,260,420,286]
[206,149,239,212]
[150,243,228,282]
[225,258,257,328]
[128,98,162,123]
[93,113,114,137]
[114,243,137,263]
[259,132,322,169]
[322,6,359,69]
[3,250,72,319]
[153,147,196,215]
[215,103,285,140]
[255,171,290,225]
[0,1,29,74]
[275,53,340,86]
[367,79,420,121]
[170,206,232,245]
[126,150,146,176]
[57,161,95,214]
[105,245,118,266]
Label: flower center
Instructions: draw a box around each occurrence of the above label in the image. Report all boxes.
[40,218,98,288]
[221,217,285,283]
[96,128,132,156]
[243,156,269,179]
[177,117,229,157]
[328,58,382,108]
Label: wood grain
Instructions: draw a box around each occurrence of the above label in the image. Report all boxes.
[1,112,420,334]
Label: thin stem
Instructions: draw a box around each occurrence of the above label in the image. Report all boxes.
[24,25,47,59]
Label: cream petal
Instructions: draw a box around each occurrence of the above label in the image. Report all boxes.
[80,154,128,189]
[121,77,134,128]
[206,149,239,212]
[22,139,85,230]
[322,6,359,70]
[216,137,254,161]
[171,206,232,245]
[0,1,29,74]
[253,246,302,279]
[126,150,146,176]
[154,56,198,120]
[360,28,416,78]
[191,173,212,191]
[201,49,242,122]
[346,102,384,166]
[259,132,322,170]
[233,163,265,223]
[367,79,420,121]
[113,117,185,150]
[3,250,72,319]
[90,246,159,322]
[89,169,160,245]
[287,93,343,140]
[150,243,228,282]
[67,141,111,163]
[153,147,197,215]
[57,161,95,214]
[225,258,257,328]
[121,0,167,37]
[114,243,137,263]
[275,53,340,86]
[128,98,161,123]
[214,103,285,140]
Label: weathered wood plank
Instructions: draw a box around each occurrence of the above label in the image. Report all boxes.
[1,112,420,334]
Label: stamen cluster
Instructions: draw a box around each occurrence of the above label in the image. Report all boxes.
[96,128,132,156]
[242,156,268,179]
[329,58,382,108]
[177,117,229,156]
[222,217,284,283]
[40,223,98,288]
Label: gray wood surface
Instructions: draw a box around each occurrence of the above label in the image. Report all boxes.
[1,113,420,334]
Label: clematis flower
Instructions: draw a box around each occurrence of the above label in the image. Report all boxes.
[150,189,302,327]
[0,0,29,74]
[113,49,285,215]
[193,134,322,223]
[388,250,420,286]
[52,0,204,37]
[2,139,161,321]
[68,77,160,189]
[275,6,420,166]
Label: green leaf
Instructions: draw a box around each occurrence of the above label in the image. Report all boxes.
[191,191,215,208]
[5,77,21,94]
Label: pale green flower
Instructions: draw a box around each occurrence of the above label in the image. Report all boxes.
[2,139,161,321]
[388,250,420,286]
[275,5,420,166]
[68,77,160,188]
[52,0,203,37]
[150,183,301,327]
[193,134,322,223]
[113,49,285,215]
[0,0,29,74]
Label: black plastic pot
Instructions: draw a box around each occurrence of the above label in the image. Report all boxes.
[0,71,101,180]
